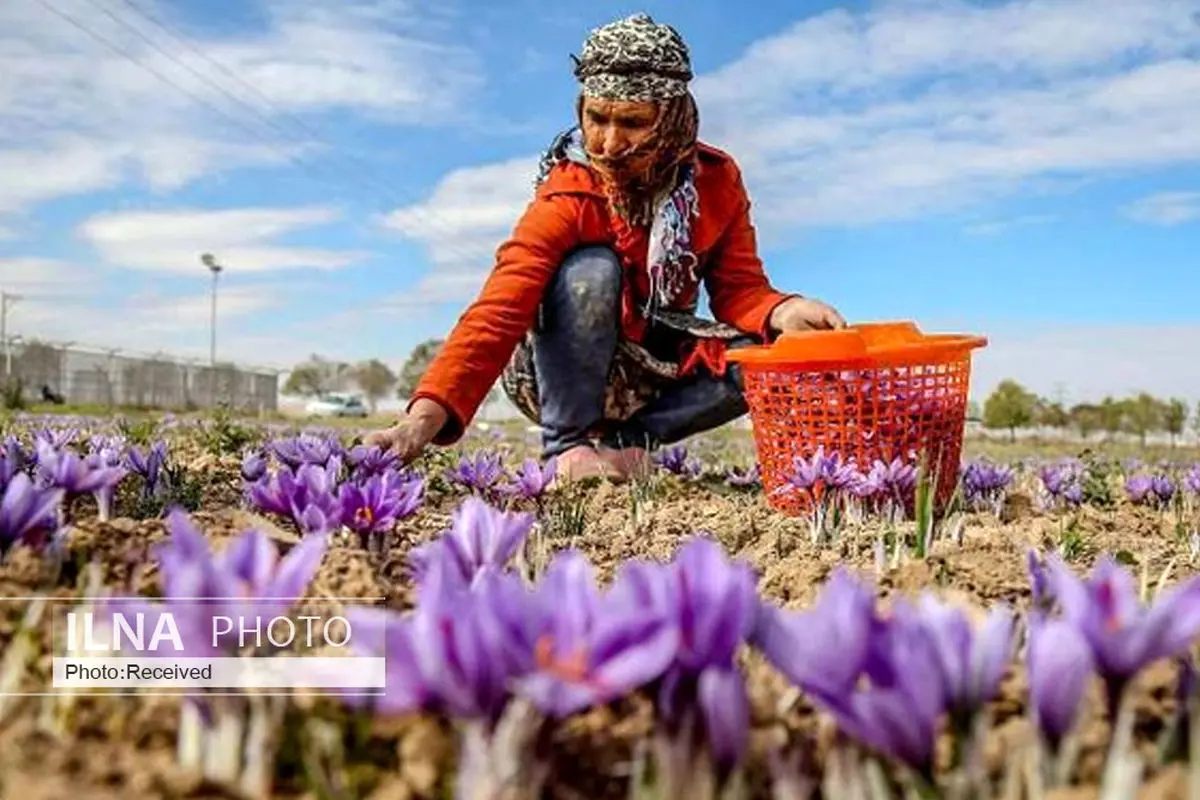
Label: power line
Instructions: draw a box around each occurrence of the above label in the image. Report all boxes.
[34,0,487,267]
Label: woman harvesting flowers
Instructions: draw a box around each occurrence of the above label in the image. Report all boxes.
[366,13,845,481]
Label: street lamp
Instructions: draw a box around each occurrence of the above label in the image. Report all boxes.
[1,291,22,377]
[201,253,223,368]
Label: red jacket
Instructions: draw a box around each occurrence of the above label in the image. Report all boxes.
[410,142,791,443]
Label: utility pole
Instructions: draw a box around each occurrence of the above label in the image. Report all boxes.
[1,290,21,377]
[200,253,223,368]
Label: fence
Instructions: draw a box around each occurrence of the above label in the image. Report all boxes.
[4,340,279,413]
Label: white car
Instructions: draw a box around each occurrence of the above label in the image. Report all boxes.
[305,393,369,418]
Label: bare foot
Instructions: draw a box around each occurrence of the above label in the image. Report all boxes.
[596,446,651,480]
[554,445,619,483]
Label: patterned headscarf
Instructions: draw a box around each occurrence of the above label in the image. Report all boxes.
[535,14,703,316]
[571,12,693,102]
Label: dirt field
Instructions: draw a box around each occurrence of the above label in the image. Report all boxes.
[1,411,1198,799]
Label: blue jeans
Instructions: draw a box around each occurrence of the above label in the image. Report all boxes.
[533,246,753,457]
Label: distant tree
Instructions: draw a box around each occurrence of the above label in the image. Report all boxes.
[283,354,350,397]
[1036,398,1070,431]
[1068,403,1103,440]
[1097,396,1125,441]
[349,359,397,413]
[1122,392,1165,447]
[1163,398,1189,447]
[982,379,1038,442]
[966,400,982,421]
[396,339,444,400]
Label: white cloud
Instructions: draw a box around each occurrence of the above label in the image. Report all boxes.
[77,206,367,273]
[379,155,538,274]
[0,0,480,224]
[1121,191,1200,225]
[383,0,1200,297]
[970,322,1200,402]
[0,257,100,298]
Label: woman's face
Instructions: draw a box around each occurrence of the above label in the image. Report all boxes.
[580,96,659,179]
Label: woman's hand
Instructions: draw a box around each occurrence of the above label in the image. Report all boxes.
[768,296,847,334]
[362,398,449,463]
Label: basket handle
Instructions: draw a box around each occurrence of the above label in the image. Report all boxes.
[726,320,986,366]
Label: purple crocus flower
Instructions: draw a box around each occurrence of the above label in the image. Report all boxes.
[240,450,267,483]
[103,509,328,658]
[725,464,760,488]
[1028,548,1052,610]
[916,594,1014,722]
[271,434,338,471]
[656,445,691,475]
[127,440,168,497]
[338,471,424,550]
[502,457,557,500]
[337,606,434,716]
[756,569,945,776]
[1184,465,1200,496]
[823,599,946,777]
[0,472,64,556]
[1124,475,1155,506]
[408,496,532,588]
[346,570,529,722]
[1151,474,1176,506]
[446,450,506,495]
[35,440,126,521]
[35,426,77,450]
[754,567,878,703]
[1026,614,1094,751]
[654,538,758,770]
[514,550,679,717]
[1046,554,1200,712]
[961,459,1015,516]
[246,463,342,535]
[345,444,400,482]
[1038,460,1084,510]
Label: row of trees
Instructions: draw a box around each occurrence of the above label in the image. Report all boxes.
[282,339,498,411]
[979,379,1196,445]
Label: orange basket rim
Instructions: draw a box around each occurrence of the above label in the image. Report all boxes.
[727,320,987,368]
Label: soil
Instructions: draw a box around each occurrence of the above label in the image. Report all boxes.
[0,425,1197,799]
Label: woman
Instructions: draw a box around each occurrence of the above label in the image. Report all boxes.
[366,13,845,481]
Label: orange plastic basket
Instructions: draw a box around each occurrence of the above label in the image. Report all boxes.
[726,321,988,516]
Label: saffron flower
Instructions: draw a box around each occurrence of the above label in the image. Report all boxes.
[654,537,758,772]
[501,457,557,500]
[408,496,532,588]
[1124,475,1156,506]
[446,450,507,496]
[1026,614,1094,752]
[127,440,168,498]
[338,471,424,550]
[757,569,944,777]
[35,440,126,521]
[239,450,266,483]
[960,459,1014,516]
[514,550,678,717]
[103,509,328,658]
[0,472,63,557]
[1046,553,1200,712]
[916,594,1014,723]
[725,464,760,488]
[270,434,338,471]
[345,444,400,482]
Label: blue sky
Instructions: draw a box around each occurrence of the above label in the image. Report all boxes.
[2,0,1199,406]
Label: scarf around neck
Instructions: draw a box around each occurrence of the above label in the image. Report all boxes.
[535,126,701,316]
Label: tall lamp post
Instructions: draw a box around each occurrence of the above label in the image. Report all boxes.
[200,253,223,368]
[1,290,22,377]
